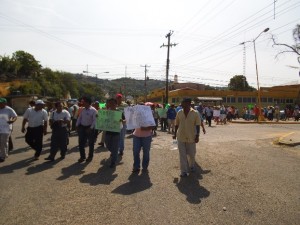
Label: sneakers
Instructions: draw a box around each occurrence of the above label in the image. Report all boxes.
[180,172,188,177]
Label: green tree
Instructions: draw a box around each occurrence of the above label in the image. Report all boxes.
[11,50,41,78]
[228,75,255,91]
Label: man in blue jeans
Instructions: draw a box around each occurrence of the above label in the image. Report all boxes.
[132,125,155,173]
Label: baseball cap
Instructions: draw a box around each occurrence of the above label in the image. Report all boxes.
[35,99,45,105]
[116,93,123,98]
[0,98,7,103]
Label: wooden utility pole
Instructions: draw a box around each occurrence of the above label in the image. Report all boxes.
[141,64,151,102]
[161,31,177,104]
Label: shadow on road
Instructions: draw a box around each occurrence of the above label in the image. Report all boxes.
[26,160,61,175]
[173,163,210,204]
[111,172,152,195]
[0,157,36,174]
[79,159,118,185]
[57,161,90,181]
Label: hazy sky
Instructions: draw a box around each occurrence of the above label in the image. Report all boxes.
[0,0,299,88]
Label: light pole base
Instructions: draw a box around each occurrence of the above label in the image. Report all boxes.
[258,115,265,122]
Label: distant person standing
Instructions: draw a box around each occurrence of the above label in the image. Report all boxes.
[116,93,127,156]
[44,101,71,161]
[173,98,201,177]
[160,104,168,131]
[167,103,176,134]
[204,105,213,127]
[76,97,97,163]
[105,98,125,168]
[0,98,17,162]
[21,100,48,160]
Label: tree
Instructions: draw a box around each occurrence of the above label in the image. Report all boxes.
[11,50,41,78]
[271,24,300,63]
[228,75,255,91]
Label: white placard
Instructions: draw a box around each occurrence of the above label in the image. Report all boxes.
[213,110,220,117]
[124,105,156,130]
[0,114,10,134]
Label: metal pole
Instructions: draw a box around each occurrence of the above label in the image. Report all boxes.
[165,33,171,105]
[253,40,264,122]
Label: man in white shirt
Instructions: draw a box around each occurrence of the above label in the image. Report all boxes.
[21,99,48,160]
[0,98,17,162]
[45,101,71,161]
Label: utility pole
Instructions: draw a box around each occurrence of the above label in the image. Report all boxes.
[161,31,177,104]
[124,66,127,100]
[141,64,151,102]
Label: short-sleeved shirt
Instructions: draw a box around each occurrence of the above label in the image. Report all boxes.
[175,108,201,143]
[0,106,17,133]
[23,108,48,128]
[50,109,71,128]
[167,108,177,120]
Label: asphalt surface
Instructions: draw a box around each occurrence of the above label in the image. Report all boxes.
[0,117,299,225]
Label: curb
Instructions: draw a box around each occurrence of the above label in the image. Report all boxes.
[230,121,300,125]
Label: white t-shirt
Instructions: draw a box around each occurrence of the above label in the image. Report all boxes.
[50,110,71,128]
[0,106,17,134]
[23,108,48,127]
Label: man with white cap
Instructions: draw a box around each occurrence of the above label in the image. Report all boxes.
[21,99,48,160]
[0,98,17,162]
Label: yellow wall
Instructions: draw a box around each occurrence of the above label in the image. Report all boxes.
[145,85,300,109]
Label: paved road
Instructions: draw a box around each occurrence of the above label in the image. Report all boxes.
[0,118,299,225]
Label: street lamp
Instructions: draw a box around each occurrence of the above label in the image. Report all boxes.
[240,27,269,122]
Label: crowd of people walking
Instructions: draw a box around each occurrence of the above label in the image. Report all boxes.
[1,94,299,177]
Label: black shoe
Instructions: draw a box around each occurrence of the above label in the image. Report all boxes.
[142,168,149,173]
[86,157,93,162]
[132,168,140,173]
[60,155,65,160]
[78,158,86,163]
[44,157,54,162]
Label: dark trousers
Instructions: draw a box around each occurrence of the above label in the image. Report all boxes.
[49,127,68,158]
[206,116,212,127]
[71,118,77,131]
[160,118,168,130]
[25,126,44,157]
[78,125,95,159]
[105,133,120,165]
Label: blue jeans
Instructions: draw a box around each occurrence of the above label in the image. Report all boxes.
[119,124,127,153]
[133,135,152,170]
